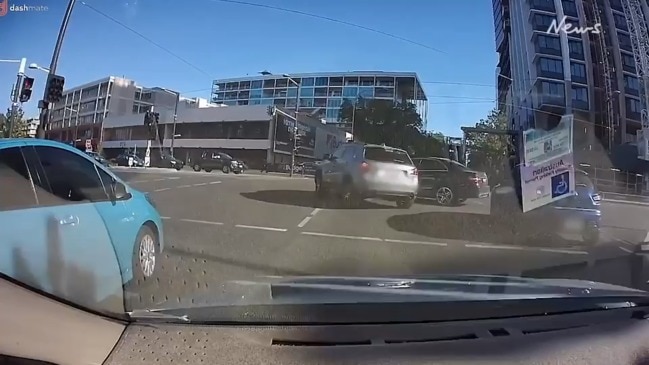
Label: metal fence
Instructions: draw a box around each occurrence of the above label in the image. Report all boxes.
[578,163,646,195]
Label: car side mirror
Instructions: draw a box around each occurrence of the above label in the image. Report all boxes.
[111,179,132,201]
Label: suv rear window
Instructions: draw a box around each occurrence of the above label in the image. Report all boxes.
[364,147,413,165]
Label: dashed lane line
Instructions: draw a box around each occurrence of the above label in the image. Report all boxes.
[194,182,208,186]
[177,185,192,188]
[301,231,382,241]
[209,181,222,185]
[618,246,634,254]
[153,188,171,192]
[180,218,224,226]
[297,208,322,228]
[235,224,288,232]
[383,238,448,247]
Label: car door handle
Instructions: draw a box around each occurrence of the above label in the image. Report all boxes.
[59,215,79,226]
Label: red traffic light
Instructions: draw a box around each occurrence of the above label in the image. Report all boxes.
[19,77,35,103]
[22,77,34,90]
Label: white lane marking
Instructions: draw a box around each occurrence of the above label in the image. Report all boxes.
[618,246,634,254]
[129,180,150,184]
[603,198,649,206]
[301,231,382,241]
[177,185,192,188]
[536,248,588,255]
[613,237,637,247]
[194,182,208,186]
[465,243,526,251]
[296,208,322,228]
[384,238,448,247]
[235,224,288,232]
[167,177,180,180]
[209,181,222,185]
[160,216,171,220]
[180,218,224,226]
[153,178,167,181]
[153,187,171,192]
[297,216,312,228]
[644,230,649,242]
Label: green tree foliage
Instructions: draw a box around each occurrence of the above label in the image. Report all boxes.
[0,107,29,138]
[465,108,510,174]
[338,97,444,157]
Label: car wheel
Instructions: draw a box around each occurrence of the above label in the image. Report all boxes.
[436,186,455,206]
[583,225,600,245]
[130,225,159,287]
[175,165,182,171]
[222,165,230,174]
[396,197,414,209]
[193,164,201,172]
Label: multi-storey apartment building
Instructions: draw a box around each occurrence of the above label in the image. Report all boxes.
[44,76,182,149]
[211,71,428,131]
[493,0,649,159]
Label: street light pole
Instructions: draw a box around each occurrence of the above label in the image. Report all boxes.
[286,76,300,178]
[7,58,26,138]
[36,0,77,139]
[171,91,180,157]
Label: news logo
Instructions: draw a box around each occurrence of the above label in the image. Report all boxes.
[0,0,8,17]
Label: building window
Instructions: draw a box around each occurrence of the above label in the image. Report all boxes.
[568,40,583,57]
[570,62,586,78]
[539,57,563,73]
[343,86,358,97]
[613,13,628,29]
[251,80,263,89]
[624,75,640,90]
[541,81,564,97]
[533,14,555,30]
[301,78,315,87]
[327,98,342,108]
[358,87,374,98]
[315,77,328,86]
[562,0,578,17]
[622,53,636,70]
[627,97,642,113]
[300,87,315,97]
[572,86,588,101]
[250,89,262,99]
[299,98,314,107]
[538,35,561,51]
[619,34,633,49]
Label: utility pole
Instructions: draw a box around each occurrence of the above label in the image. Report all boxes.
[170,91,180,157]
[36,0,76,139]
[7,58,26,138]
[290,79,300,177]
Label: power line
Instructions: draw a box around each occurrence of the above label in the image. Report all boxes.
[79,1,213,78]
[211,0,446,55]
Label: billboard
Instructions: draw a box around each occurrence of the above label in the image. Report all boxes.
[273,114,316,157]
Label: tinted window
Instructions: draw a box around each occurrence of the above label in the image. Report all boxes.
[34,146,109,203]
[364,147,413,165]
[0,147,37,211]
[418,158,447,170]
[332,145,346,159]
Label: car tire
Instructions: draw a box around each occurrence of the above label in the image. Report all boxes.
[396,197,414,209]
[583,225,600,245]
[128,225,159,292]
[175,165,182,171]
[193,164,201,172]
[435,186,455,206]
[222,165,230,174]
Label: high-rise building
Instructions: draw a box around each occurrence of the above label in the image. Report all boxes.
[493,0,649,156]
[211,71,428,131]
[44,76,185,146]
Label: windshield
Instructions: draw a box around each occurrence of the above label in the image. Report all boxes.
[4,0,649,327]
[365,147,413,165]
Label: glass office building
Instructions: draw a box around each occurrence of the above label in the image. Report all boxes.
[211,71,428,131]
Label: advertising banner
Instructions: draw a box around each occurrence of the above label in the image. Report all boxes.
[274,114,316,157]
[520,115,575,212]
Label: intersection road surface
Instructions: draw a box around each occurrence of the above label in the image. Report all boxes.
[111,168,649,309]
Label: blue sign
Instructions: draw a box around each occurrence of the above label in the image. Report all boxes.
[551,171,570,198]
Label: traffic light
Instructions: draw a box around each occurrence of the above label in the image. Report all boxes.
[44,74,65,103]
[153,112,160,125]
[19,77,34,103]
[143,111,152,126]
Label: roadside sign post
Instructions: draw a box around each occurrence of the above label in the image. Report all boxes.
[520,115,576,212]
[145,139,151,168]
[85,139,92,153]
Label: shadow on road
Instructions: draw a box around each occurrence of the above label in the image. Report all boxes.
[387,211,576,247]
[415,197,466,207]
[240,190,394,209]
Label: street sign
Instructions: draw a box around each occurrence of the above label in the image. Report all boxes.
[520,115,575,212]
[85,139,92,152]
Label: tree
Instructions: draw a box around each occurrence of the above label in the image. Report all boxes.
[338,97,444,157]
[464,108,510,175]
[0,107,29,138]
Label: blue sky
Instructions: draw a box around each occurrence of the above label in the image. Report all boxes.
[1,0,498,136]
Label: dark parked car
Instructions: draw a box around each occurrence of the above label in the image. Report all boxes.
[115,153,145,167]
[192,151,244,174]
[152,153,184,170]
[491,167,601,244]
[413,157,490,206]
[86,151,109,167]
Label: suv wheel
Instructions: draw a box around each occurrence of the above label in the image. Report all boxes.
[436,186,455,206]
[193,164,201,172]
[396,197,414,209]
[222,165,230,173]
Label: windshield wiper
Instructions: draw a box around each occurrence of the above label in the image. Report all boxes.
[128,309,190,322]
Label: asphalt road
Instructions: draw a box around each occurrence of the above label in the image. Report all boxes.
[111,167,649,310]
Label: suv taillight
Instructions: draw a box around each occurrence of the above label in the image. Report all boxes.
[360,161,370,173]
[410,168,418,176]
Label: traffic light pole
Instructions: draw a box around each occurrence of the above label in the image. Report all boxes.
[290,81,300,178]
[36,0,77,139]
[7,59,26,138]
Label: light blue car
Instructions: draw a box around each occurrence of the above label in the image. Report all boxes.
[0,139,164,312]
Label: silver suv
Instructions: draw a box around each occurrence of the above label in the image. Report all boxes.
[315,143,419,208]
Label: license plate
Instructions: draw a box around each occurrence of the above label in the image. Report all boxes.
[564,218,584,231]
